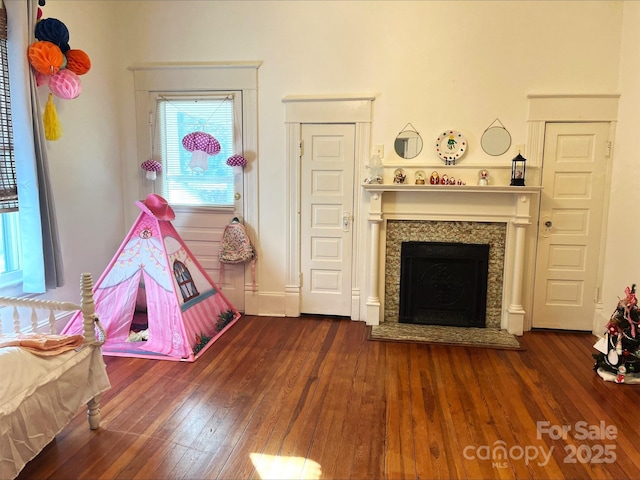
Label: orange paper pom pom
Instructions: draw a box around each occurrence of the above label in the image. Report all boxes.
[64,49,91,75]
[27,41,64,75]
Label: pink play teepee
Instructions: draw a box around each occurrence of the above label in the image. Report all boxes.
[62,194,240,361]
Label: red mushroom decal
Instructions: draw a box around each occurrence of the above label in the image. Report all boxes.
[181,131,221,173]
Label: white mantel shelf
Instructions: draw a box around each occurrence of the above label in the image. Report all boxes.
[362,183,542,194]
[361,183,543,335]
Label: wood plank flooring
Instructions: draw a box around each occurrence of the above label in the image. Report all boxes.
[16,315,640,479]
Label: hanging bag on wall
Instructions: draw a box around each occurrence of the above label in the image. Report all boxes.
[218,218,256,290]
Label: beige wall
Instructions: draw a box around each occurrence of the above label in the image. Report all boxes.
[603,1,640,309]
[40,1,635,323]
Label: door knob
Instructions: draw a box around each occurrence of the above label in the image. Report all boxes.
[544,220,552,228]
[343,213,351,232]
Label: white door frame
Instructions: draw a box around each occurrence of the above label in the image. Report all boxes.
[526,94,619,333]
[131,62,261,314]
[283,95,375,319]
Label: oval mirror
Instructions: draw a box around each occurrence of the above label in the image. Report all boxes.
[394,129,423,159]
[481,126,511,156]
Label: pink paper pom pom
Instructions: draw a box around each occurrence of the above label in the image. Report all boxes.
[48,69,81,99]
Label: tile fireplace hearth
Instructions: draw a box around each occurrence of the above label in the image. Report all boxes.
[362,184,541,335]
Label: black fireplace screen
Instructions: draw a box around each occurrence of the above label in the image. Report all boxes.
[399,242,490,327]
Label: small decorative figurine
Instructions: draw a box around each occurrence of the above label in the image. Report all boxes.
[393,168,406,184]
[478,169,489,186]
[415,170,426,185]
[430,171,440,185]
[440,174,448,185]
[365,154,384,184]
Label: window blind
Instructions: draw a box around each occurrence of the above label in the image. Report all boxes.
[0,6,17,212]
[156,95,236,207]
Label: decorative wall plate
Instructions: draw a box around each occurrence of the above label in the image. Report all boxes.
[436,130,467,165]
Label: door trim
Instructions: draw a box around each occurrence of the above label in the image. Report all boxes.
[283,95,375,319]
[527,94,619,333]
[131,62,260,314]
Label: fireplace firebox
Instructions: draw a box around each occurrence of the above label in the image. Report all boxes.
[399,241,490,327]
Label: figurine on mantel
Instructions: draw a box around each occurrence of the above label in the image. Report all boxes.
[393,168,406,184]
[429,170,466,185]
[478,169,489,186]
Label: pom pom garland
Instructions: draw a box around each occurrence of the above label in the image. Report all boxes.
[29,5,91,141]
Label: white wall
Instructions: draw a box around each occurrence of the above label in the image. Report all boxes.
[38,1,633,324]
[34,1,123,304]
[602,1,640,314]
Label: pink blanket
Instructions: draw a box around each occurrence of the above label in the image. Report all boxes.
[0,333,84,356]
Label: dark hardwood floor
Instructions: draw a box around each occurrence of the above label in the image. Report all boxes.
[17,315,640,479]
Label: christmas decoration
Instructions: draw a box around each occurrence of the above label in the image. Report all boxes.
[593,284,640,384]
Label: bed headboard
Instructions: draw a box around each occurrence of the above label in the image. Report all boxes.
[0,272,102,344]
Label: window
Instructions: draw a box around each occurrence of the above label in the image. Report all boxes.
[155,93,241,207]
[0,5,20,289]
[0,210,20,287]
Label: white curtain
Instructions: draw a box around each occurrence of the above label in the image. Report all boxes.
[5,0,63,292]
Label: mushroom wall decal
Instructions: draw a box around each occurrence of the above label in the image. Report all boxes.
[141,159,162,180]
[181,131,221,173]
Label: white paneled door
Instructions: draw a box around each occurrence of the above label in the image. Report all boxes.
[300,124,355,316]
[532,122,610,330]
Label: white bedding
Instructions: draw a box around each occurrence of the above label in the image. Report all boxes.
[0,345,111,479]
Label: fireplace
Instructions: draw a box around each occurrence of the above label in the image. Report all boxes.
[363,184,541,334]
[399,241,489,327]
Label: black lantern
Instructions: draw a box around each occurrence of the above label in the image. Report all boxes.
[510,153,526,186]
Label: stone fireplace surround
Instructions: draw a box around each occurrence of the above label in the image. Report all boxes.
[363,184,541,335]
[384,220,506,328]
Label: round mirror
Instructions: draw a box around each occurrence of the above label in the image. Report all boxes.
[394,130,423,159]
[481,126,511,156]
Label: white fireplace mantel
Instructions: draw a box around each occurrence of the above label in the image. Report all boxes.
[362,184,542,335]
